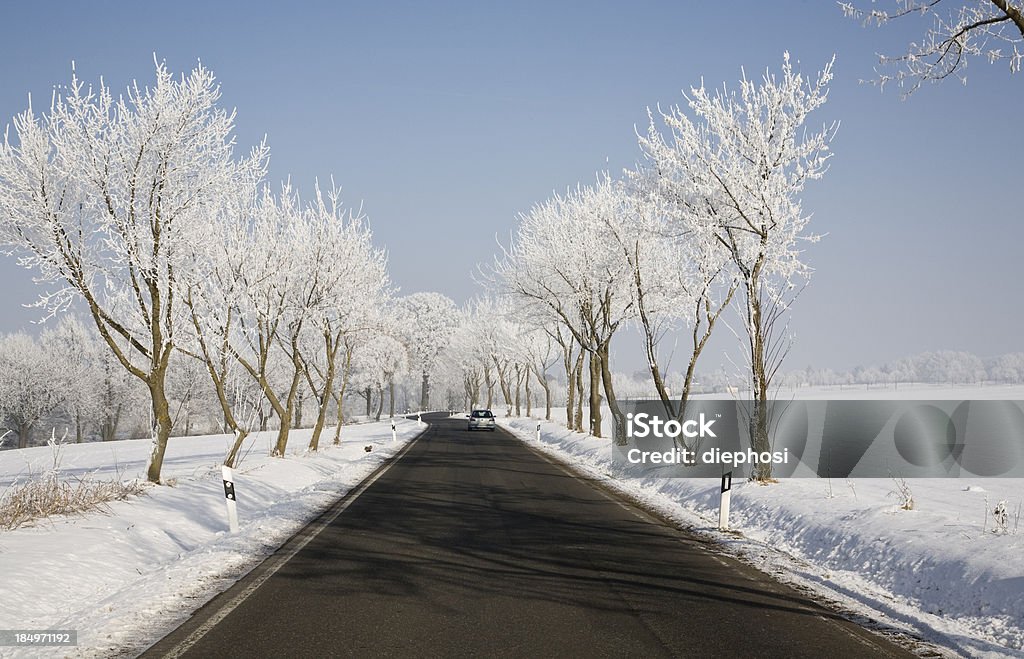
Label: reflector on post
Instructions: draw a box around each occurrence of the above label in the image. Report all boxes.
[719,470,732,531]
[222,465,239,533]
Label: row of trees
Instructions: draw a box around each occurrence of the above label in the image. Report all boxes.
[0,317,148,449]
[452,0,1024,479]
[482,54,837,480]
[0,60,465,481]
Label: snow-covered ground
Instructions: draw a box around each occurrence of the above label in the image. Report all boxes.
[0,419,424,658]
[500,390,1024,658]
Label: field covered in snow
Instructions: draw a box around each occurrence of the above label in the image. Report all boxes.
[0,419,424,658]
[501,387,1024,658]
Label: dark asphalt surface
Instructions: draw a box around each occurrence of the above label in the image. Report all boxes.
[142,413,916,658]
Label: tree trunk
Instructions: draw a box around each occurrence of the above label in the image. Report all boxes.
[537,367,552,421]
[420,370,430,411]
[388,376,395,419]
[333,349,352,445]
[374,386,384,421]
[146,371,174,484]
[365,386,373,418]
[514,363,522,417]
[272,358,303,457]
[525,368,532,417]
[494,358,513,416]
[598,341,626,445]
[102,402,122,442]
[573,351,585,431]
[562,347,574,428]
[588,350,602,437]
[75,412,84,444]
[224,429,251,469]
[16,421,32,449]
[308,336,339,453]
[308,393,330,451]
[332,391,344,443]
[484,367,494,409]
[748,280,773,481]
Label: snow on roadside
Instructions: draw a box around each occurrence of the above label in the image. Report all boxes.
[0,419,425,658]
[500,413,1024,658]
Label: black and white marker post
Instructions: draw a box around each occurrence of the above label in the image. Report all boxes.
[718,471,732,531]
[222,465,239,533]
[536,422,541,441]
[391,419,397,443]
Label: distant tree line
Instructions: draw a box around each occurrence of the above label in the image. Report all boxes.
[0,299,456,452]
[780,351,1024,388]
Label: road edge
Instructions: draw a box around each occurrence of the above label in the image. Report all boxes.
[137,420,430,659]
[497,418,950,659]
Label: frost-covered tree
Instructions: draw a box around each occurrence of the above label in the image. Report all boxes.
[186,180,388,457]
[0,60,267,481]
[398,292,457,411]
[293,186,390,451]
[445,305,491,411]
[348,332,408,421]
[480,307,523,417]
[989,353,1024,383]
[165,350,211,437]
[517,325,558,421]
[841,0,1024,93]
[181,177,265,465]
[495,177,634,438]
[45,315,103,443]
[614,175,737,425]
[0,332,65,447]
[638,54,836,478]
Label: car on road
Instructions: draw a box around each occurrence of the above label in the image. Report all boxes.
[467,409,496,431]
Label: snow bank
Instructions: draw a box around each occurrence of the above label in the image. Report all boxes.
[0,419,424,658]
[500,412,1024,658]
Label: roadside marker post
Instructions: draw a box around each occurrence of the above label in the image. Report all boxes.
[391,420,397,443]
[536,422,541,441]
[719,471,732,531]
[222,465,239,533]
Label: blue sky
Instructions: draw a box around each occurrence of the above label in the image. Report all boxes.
[0,1,1021,372]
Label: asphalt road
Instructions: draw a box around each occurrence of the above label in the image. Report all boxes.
[142,413,916,658]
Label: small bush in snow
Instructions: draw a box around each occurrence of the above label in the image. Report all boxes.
[993,500,1009,534]
[0,433,148,531]
[888,475,915,511]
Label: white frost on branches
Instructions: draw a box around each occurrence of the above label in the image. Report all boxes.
[0,59,267,482]
[840,0,1024,92]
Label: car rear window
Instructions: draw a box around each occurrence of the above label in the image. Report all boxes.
[472,410,493,418]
